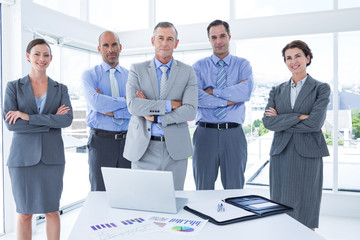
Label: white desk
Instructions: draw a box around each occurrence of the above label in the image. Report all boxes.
[68,189,325,240]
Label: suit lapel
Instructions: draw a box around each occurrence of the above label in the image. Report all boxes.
[148,60,160,99]
[42,77,58,114]
[20,75,38,113]
[165,59,179,99]
[281,80,292,112]
[293,75,316,112]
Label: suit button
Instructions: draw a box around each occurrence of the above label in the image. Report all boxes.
[147,128,151,131]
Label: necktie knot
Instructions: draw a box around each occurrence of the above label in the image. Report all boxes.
[109,68,116,74]
[218,60,225,67]
[159,65,168,74]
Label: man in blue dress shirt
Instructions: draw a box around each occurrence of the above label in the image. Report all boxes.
[82,31,131,191]
[192,20,254,190]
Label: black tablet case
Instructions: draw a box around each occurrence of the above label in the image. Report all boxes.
[184,195,293,225]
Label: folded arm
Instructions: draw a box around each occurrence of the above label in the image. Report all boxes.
[28,85,73,128]
[160,69,198,126]
[82,71,127,114]
[284,83,330,133]
[126,65,167,116]
[262,86,301,132]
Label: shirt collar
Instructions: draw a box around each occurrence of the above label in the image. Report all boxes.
[211,53,231,66]
[154,57,173,69]
[291,75,308,88]
[101,61,122,73]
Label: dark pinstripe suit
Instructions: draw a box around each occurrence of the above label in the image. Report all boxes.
[262,75,330,228]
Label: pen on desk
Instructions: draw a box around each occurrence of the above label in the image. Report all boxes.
[217,203,225,212]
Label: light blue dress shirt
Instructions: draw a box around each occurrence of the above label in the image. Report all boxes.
[193,54,254,124]
[35,93,47,114]
[82,61,130,132]
[151,57,172,136]
[290,75,307,109]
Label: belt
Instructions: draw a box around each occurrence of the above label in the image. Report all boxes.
[91,129,127,140]
[198,122,240,130]
[151,136,165,142]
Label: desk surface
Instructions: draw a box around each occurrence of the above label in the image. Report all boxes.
[68,189,325,240]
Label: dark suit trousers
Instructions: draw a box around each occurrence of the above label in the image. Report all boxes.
[87,132,131,191]
[192,125,247,190]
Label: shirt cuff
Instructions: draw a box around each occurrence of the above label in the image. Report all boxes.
[213,88,221,98]
[165,100,171,113]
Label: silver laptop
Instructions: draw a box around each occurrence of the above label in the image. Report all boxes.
[101,167,188,214]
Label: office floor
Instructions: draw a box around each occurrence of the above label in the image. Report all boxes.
[0,208,359,240]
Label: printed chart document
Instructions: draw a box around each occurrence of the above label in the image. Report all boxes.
[186,199,255,222]
[88,215,208,239]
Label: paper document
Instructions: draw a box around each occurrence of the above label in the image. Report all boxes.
[249,202,278,209]
[187,199,255,222]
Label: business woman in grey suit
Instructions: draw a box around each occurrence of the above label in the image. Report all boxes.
[262,40,330,229]
[124,22,198,190]
[3,39,73,240]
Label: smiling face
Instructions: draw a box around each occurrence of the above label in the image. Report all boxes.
[284,47,310,78]
[98,32,122,67]
[152,27,179,64]
[209,24,231,59]
[26,44,52,72]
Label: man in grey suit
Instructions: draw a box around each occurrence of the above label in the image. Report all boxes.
[124,22,198,190]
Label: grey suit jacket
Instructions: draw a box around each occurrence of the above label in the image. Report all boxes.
[262,75,330,158]
[3,76,73,167]
[124,58,198,161]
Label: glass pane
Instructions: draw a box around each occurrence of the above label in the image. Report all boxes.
[33,0,81,19]
[156,0,230,25]
[235,0,332,19]
[89,0,149,32]
[119,54,147,70]
[235,34,334,188]
[339,0,360,9]
[338,31,360,191]
[59,47,92,207]
[0,3,4,234]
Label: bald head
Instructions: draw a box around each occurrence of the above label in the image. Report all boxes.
[98,31,122,67]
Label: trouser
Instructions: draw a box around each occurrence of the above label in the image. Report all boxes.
[192,125,247,190]
[87,130,131,191]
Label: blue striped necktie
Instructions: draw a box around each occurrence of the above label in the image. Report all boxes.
[214,60,227,119]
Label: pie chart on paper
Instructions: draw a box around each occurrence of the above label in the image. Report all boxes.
[171,226,195,232]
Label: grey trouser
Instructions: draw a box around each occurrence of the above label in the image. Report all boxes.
[88,131,131,191]
[193,125,247,190]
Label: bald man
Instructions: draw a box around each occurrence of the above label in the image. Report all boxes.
[82,31,131,191]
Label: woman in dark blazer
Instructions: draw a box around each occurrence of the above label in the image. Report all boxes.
[3,39,73,239]
[262,40,330,230]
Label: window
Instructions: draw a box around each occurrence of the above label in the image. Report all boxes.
[46,45,102,207]
[156,0,230,25]
[338,31,360,191]
[0,3,4,234]
[235,0,333,19]
[89,0,149,32]
[33,0,81,19]
[338,0,360,9]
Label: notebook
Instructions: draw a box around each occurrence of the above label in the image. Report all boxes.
[101,167,188,214]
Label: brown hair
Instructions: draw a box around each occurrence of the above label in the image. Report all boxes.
[26,38,52,55]
[282,40,313,66]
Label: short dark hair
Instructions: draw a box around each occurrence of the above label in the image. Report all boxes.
[282,40,313,66]
[207,20,230,38]
[153,22,178,40]
[26,38,52,55]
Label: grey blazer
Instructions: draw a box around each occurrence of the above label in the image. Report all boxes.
[3,76,73,167]
[124,58,198,161]
[262,75,330,158]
